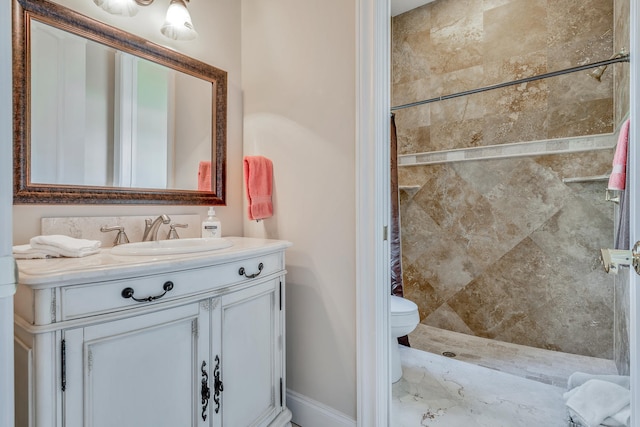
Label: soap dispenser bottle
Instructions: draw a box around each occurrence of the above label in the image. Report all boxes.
[201,207,221,238]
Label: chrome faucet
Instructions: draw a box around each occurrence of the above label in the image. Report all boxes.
[142,215,171,241]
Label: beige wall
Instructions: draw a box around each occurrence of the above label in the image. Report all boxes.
[12,0,359,420]
[12,0,244,244]
[242,0,357,419]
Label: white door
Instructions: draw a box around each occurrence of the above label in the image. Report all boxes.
[63,302,209,427]
[217,278,282,427]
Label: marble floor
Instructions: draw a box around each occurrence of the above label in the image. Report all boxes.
[392,325,620,426]
[393,346,569,427]
[294,327,619,427]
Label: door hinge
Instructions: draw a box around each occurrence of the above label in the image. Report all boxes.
[383,225,388,241]
[279,378,283,407]
[279,281,282,311]
[61,339,66,392]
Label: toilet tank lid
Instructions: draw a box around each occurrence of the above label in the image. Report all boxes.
[390,295,418,314]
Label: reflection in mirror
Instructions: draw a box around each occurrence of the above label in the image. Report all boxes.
[30,20,212,190]
[14,0,226,204]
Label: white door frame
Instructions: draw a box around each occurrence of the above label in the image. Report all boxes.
[356,0,391,425]
[629,0,639,423]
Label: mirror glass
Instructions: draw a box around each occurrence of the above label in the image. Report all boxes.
[14,0,227,204]
[30,20,213,190]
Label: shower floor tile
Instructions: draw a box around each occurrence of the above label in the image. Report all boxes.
[408,324,618,387]
[393,346,569,427]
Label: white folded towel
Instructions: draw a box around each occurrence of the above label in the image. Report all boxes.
[568,372,630,391]
[12,244,60,259]
[564,379,630,427]
[30,235,101,258]
[602,405,630,426]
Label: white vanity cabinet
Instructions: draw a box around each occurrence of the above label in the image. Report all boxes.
[13,237,292,427]
[62,301,211,427]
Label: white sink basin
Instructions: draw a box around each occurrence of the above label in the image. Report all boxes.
[111,238,233,256]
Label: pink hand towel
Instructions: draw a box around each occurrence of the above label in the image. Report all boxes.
[608,118,630,191]
[244,156,273,220]
[198,161,211,191]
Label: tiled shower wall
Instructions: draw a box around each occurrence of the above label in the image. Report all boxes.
[398,152,615,358]
[393,0,628,360]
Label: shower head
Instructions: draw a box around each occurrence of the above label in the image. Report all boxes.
[588,65,607,81]
[588,49,627,82]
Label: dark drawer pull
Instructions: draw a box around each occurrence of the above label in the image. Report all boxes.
[238,262,264,279]
[121,281,174,302]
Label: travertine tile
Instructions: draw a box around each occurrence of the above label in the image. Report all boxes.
[429,0,484,74]
[447,237,566,339]
[546,0,613,49]
[482,108,548,145]
[393,0,618,359]
[530,194,613,274]
[407,325,618,388]
[482,0,548,62]
[428,117,485,150]
[400,199,477,301]
[548,98,614,138]
[392,2,431,38]
[421,303,475,335]
[533,148,615,180]
[392,31,432,87]
[484,158,573,234]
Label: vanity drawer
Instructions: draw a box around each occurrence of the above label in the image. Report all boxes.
[60,253,283,320]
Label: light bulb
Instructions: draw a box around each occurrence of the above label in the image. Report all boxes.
[93,0,140,17]
[160,0,198,41]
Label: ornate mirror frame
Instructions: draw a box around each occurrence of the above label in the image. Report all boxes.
[13,0,227,204]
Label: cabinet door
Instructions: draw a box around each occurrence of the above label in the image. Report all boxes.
[63,301,211,427]
[215,278,283,427]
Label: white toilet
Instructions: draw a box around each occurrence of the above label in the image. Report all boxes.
[390,295,420,383]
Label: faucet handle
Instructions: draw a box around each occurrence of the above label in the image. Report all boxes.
[100,225,130,246]
[167,223,188,240]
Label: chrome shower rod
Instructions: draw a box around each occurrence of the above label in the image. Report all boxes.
[390,54,630,112]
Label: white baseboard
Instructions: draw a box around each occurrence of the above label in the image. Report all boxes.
[286,389,356,427]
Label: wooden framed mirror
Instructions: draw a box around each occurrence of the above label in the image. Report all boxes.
[13,0,227,204]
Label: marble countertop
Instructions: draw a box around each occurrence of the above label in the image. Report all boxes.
[16,236,292,288]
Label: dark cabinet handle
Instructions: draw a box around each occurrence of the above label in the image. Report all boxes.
[238,262,264,279]
[201,361,210,421]
[121,281,174,303]
[213,355,223,413]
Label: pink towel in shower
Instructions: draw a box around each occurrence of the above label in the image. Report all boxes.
[198,161,211,191]
[244,156,273,220]
[608,118,630,191]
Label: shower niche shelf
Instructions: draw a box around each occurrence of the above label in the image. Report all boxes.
[399,185,421,198]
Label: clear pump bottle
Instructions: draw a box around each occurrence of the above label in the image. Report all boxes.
[201,207,221,238]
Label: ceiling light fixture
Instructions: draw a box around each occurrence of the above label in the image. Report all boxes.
[93,0,198,41]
